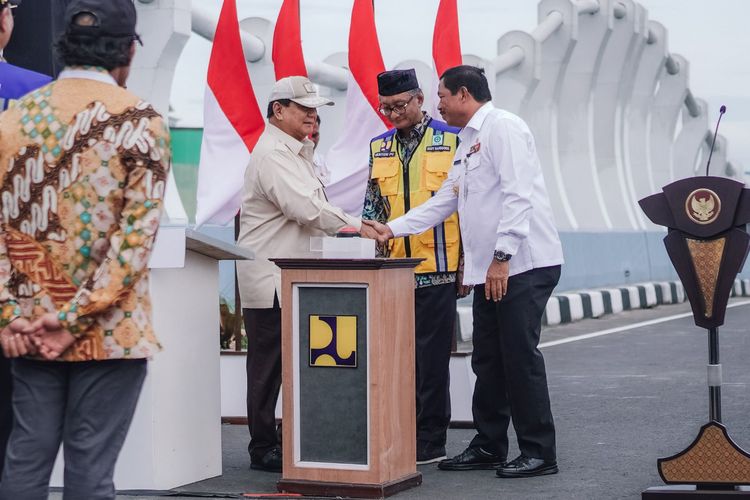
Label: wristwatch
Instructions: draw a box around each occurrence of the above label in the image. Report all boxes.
[493,250,512,262]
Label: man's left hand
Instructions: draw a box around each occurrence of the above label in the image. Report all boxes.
[485,259,509,302]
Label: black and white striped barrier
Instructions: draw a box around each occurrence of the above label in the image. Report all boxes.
[456,279,750,341]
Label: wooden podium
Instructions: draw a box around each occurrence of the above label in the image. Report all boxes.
[273,258,423,498]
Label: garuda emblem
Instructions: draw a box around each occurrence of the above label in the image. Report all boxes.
[685,188,721,225]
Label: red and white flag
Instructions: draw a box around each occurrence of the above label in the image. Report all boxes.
[272,0,307,79]
[195,0,265,227]
[324,0,391,216]
[430,0,462,118]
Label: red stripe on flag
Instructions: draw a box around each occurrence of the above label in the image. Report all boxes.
[349,0,391,128]
[272,0,307,79]
[432,0,462,77]
[207,0,264,152]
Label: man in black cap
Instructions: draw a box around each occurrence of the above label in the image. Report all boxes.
[363,68,467,465]
[0,1,171,498]
[0,0,52,483]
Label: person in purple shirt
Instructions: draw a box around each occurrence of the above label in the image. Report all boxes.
[0,0,51,110]
[0,0,52,481]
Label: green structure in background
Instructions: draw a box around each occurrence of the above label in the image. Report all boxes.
[171,128,203,223]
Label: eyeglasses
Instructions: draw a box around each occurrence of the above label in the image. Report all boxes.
[378,95,415,116]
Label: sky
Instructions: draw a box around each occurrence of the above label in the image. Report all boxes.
[170,0,749,173]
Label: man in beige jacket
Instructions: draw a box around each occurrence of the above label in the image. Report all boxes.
[236,76,376,472]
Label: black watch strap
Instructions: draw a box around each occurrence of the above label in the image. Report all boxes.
[493,250,512,262]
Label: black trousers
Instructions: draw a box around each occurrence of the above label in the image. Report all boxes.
[469,265,561,461]
[0,358,147,500]
[243,294,282,462]
[415,283,456,447]
[0,351,10,480]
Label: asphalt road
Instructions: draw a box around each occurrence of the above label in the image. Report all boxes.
[50,298,750,499]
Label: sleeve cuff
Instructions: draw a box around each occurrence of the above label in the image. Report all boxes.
[0,301,21,328]
[387,218,408,238]
[347,216,362,231]
[495,234,523,256]
[57,302,94,337]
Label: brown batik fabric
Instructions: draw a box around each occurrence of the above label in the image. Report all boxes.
[0,69,171,361]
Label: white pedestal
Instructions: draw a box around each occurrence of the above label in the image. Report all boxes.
[51,229,253,490]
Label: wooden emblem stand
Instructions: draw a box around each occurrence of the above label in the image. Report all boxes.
[640,176,750,497]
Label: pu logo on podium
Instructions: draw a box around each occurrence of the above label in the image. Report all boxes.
[309,315,357,368]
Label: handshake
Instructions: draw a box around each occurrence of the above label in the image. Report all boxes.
[358,220,395,245]
[0,313,77,361]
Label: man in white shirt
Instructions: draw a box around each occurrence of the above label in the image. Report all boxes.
[236,76,377,473]
[366,65,564,478]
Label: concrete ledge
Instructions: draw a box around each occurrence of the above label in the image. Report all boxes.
[456,279,750,341]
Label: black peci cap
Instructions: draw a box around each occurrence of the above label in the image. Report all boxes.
[377,69,419,97]
[64,0,139,41]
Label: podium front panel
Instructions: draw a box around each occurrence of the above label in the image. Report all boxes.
[276,259,422,493]
[293,284,369,468]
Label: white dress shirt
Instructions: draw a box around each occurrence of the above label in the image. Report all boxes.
[388,102,564,285]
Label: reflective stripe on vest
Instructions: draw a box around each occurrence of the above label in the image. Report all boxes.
[370,122,460,275]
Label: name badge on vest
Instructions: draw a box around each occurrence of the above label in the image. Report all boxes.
[426,130,451,152]
[374,137,396,158]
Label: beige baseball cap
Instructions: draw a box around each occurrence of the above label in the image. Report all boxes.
[268,76,334,108]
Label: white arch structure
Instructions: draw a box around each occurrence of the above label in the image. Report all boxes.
[179,0,742,232]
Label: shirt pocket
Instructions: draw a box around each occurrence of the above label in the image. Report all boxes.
[465,154,490,193]
[421,152,454,192]
[371,156,400,196]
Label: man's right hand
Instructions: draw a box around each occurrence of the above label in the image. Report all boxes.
[28,313,76,361]
[0,318,36,358]
[359,222,381,241]
[361,220,394,246]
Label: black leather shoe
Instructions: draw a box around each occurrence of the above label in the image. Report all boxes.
[437,446,505,471]
[496,455,558,478]
[250,447,283,473]
[417,442,447,465]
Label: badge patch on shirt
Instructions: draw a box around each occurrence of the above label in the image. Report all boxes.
[432,131,444,146]
[380,138,393,152]
[426,145,451,152]
[469,142,481,155]
[373,151,396,158]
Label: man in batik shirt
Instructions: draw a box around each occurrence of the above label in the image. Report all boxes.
[0,1,170,498]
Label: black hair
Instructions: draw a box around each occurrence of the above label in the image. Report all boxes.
[266,99,292,119]
[55,13,134,70]
[440,65,492,103]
